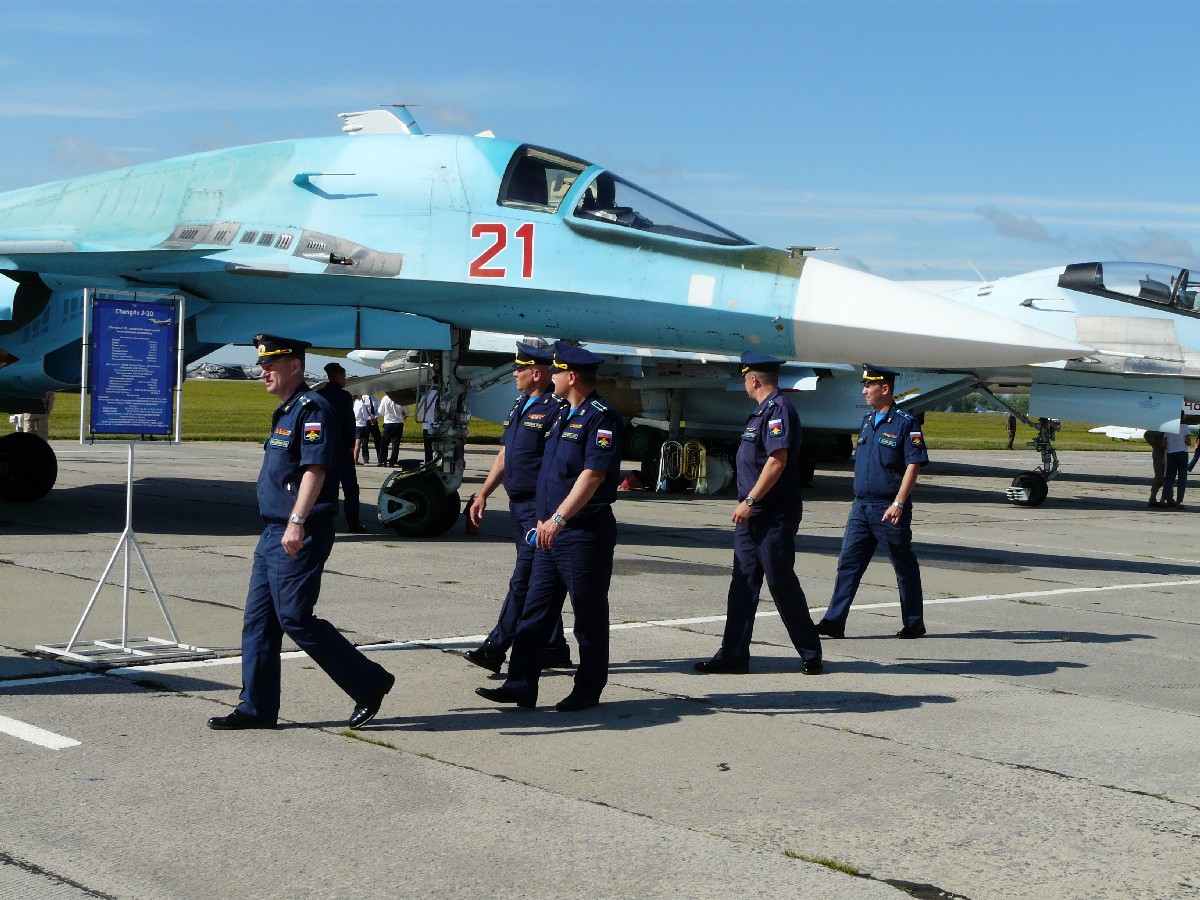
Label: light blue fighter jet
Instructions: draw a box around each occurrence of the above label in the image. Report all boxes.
[0,107,1083,528]
[363,259,1200,511]
[908,261,1200,504]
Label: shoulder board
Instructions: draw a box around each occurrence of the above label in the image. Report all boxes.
[893,407,914,421]
[589,399,609,413]
[298,393,316,408]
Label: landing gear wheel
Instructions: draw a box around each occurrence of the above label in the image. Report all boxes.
[380,475,460,537]
[625,425,663,462]
[0,432,58,502]
[1008,471,1048,507]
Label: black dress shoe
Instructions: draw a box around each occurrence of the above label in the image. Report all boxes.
[803,657,824,675]
[816,619,845,639]
[555,693,599,712]
[693,657,750,674]
[207,710,276,730]
[897,624,927,639]
[349,671,396,729]
[475,686,535,709]
[541,647,575,669]
[465,641,505,674]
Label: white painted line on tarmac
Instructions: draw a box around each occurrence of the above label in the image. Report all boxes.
[5,577,1196,686]
[0,714,80,749]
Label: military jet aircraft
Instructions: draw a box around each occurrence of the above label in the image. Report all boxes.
[0,106,1084,528]
[904,261,1200,504]
[346,337,963,494]
[363,258,1200,512]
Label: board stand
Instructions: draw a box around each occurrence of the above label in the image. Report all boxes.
[36,443,209,665]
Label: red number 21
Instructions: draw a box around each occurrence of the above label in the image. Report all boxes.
[469,223,534,278]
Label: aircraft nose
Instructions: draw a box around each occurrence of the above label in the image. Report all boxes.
[791,258,1089,368]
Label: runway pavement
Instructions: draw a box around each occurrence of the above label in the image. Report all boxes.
[1,440,1197,899]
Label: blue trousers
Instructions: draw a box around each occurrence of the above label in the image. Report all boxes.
[1165,450,1188,503]
[503,510,616,702]
[334,447,361,527]
[825,499,924,629]
[238,520,390,723]
[487,497,568,653]
[716,508,821,663]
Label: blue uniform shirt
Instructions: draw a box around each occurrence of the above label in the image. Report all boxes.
[536,391,624,523]
[853,404,928,500]
[736,388,802,513]
[257,384,341,521]
[500,391,564,501]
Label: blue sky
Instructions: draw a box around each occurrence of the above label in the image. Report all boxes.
[1,0,1197,281]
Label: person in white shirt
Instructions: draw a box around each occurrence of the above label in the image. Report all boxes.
[354,393,384,465]
[1162,422,1192,508]
[378,394,408,467]
[352,394,372,465]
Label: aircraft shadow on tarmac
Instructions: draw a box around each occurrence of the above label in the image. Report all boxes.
[612,527,1200,579]
[922,457,1154,489]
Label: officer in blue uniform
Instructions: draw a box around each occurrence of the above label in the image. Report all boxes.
[817,364,929,639]
[695,351,823,675]
[316,362,364,533]
[476,342,623,712]
[465,341,572,673]
[208,334,395,731]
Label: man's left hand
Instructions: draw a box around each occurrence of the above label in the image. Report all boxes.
[536,517,564,549]
[282,522,305,556]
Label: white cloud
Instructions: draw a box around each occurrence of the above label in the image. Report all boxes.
[50,134,140,169]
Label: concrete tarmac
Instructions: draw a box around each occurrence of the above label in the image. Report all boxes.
[1,440,1197,899]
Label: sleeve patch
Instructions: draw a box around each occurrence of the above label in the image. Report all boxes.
[596,428,613,449]
[303,422,323,442]
[768,418,784,437]
[911,431,924,446]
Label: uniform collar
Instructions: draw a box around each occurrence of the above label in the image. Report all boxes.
[279,383,310,414]
[567,390,601,418]
[868,403,895,426]
[753,388,782,416]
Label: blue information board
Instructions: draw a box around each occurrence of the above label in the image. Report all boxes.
[89,297,178,436]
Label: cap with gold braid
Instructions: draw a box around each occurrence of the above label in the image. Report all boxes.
[254,333,311,365]
[551,340,604,373]
[514,340,553,368]
[739,351,784,374]
[861,363,898,384]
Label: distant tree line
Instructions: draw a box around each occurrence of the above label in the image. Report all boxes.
[942,392,1029,415]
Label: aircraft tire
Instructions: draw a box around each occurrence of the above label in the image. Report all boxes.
[624,424,664,462]
[0,432,58,502]
[380,474,459,537]
[1009,471,1048,507]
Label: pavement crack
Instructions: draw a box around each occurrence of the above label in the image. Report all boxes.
[0,849,117,898]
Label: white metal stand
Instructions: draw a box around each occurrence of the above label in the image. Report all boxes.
[36,444,208,664]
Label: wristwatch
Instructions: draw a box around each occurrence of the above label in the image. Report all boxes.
[288,513,306,525]
[551,513,567,526]
[744,495,756,507]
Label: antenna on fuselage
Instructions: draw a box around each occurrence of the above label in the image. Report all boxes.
[787,246,838,258]
[338,104,424,136]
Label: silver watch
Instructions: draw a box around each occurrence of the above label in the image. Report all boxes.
[744,495,756,507]
[288,513,306,525]
[552,513,567,526]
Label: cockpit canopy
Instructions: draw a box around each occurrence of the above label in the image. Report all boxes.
[1060,261,1198,311]
[498,145,752,247]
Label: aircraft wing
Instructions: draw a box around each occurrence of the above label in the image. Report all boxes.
[0,240,221,277]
